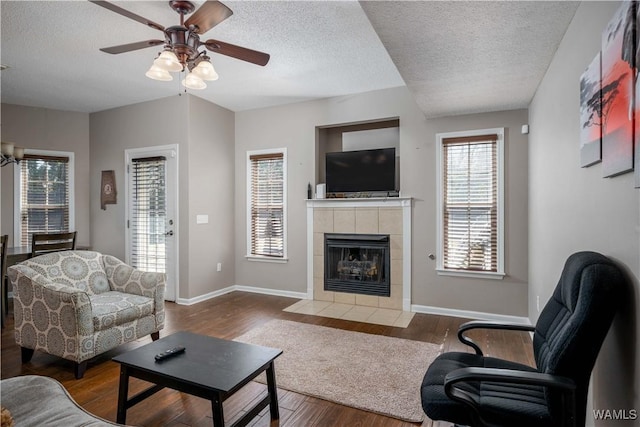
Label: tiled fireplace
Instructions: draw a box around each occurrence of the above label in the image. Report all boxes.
[306,198,412,311]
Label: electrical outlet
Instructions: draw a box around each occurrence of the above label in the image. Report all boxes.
[217,263,222,272]
[536,295,540,312]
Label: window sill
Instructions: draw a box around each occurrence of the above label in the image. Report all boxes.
[436,269,505,280]
[246,255,289,264]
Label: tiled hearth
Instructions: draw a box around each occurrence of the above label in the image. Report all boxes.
[306,198,412,312]
[284,300,414,327]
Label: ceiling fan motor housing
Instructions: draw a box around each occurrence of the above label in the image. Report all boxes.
[166,25,200,64]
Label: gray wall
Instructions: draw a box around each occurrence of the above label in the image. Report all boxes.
[528,1,639,425]
[427,109,529,315]
[1,86,529,317]
[235,86,529,316]
[89,94,235,300]
[0,104,90,248]
[186,95,236,299]
[89,96,187,260]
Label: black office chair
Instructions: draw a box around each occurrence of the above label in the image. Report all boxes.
[30,231,77,258]
[421,251,624,427]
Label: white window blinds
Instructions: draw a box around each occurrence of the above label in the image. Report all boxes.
[130,156,167,273]
[442,134,498,272]
[249,152,284,258]
[19,154,70,246]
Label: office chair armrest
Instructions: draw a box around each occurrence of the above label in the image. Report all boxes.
[458,320,536,355]
[445,367,577,427]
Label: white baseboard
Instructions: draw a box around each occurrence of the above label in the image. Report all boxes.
[175,286,235,305]
[233,285,308,300]
[411,303,531,325]
[175,285,307,306]
[175,289,531,327]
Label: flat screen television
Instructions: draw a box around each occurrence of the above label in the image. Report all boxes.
[326,147,396,194]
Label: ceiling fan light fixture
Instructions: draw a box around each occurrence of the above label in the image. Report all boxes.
[145,64,173,81]
[182,71,207,90]
[1,141,25,167]
[154,50,182,72]
[13,146,24,160]
[92,1,270,91]
[192,59,219,81]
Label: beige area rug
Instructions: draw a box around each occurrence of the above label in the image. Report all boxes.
[233,319,442,422]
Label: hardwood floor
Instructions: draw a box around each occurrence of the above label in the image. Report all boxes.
[0,292,535,427]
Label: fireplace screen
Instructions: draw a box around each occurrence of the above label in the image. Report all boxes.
[324,233,390,297]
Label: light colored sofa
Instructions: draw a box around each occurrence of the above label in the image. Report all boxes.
[1,375,128,426]
[8,250,165,378]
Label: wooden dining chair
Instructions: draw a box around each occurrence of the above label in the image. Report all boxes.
[1,235,8,328]
[31,231,77,258]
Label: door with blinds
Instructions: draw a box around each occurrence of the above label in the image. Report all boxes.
[125,146,178,301]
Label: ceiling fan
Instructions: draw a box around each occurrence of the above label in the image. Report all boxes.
[91,0,270,89]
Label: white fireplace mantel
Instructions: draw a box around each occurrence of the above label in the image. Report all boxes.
[306,197,412,209]
[306,197,413,311]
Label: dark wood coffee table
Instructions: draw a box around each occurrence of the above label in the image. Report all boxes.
[112,331,282,426]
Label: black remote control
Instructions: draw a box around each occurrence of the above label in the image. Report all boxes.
[154,346,185,362]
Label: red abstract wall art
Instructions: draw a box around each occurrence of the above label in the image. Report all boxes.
[601,0,635,178]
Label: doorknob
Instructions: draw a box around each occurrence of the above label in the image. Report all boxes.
[165,230,174,236]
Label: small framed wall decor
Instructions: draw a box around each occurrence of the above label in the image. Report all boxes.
[101,170,117,210]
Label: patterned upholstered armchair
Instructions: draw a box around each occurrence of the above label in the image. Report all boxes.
[8,250,165,379]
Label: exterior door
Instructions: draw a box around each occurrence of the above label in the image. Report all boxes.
[125,145,178,301]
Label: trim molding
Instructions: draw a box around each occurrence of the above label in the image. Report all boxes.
[306,197,412,209]
[175,285,308,306]
[234,285,308,300]
[411,303,531,325]
[175,287,531,327]
[175,286,235,305]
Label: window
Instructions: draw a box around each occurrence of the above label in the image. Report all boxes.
[15,151,74,246]
[246,149,287,261]
[436,129,504,278]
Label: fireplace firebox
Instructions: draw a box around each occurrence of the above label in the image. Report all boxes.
[324,233,390,297]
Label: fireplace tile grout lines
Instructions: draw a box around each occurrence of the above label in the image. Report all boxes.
[283,300,415,328]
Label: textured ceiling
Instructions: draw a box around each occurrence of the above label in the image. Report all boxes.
[1,1,578,117]
[361,1,580,118]
[1,0,404,113]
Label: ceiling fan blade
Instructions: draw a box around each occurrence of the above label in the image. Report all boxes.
[185,1,233,34]
[89,1,165,32]
[204,39,270,66]
[100,40,165,55]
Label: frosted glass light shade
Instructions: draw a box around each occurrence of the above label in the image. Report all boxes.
[1,142,14,156]
[182,72,206,90]
[146,64,173,81]
[154,50,182,72]
[13,146,24,160]
[192,60,219,81]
